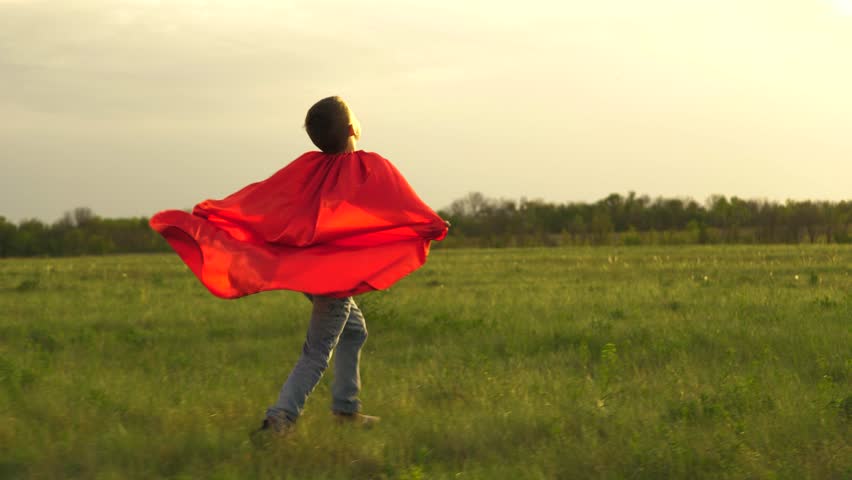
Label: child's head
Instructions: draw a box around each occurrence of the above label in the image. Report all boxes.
[304,96,361,153]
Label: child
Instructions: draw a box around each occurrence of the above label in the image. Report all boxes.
[149,96,448,434]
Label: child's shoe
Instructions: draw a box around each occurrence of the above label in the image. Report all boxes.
[332,411,381,427]
[250,414,295,446]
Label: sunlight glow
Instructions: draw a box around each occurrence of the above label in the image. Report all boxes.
[831,0,852,15]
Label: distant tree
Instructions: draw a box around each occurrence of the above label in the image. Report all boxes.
[822,201,842,243]
[73,207,95,228]
[726,197,754,242]
[835,201,851,243]
[13,219,49,256]
[590,209,613,245]
[601,193,626,231]
[0,216,17,257]
[790,201,822,243]
[568,214,586,244]
[753,200,781,243]
[448,192,491,218]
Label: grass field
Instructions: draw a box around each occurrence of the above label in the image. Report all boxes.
[1,245,850,479]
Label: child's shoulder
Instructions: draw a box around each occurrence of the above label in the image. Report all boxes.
[356,150,396,165]
[294,150,388,161]
[357,150,386,158]
[289,150,396,173]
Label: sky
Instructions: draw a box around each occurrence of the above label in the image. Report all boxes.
[2,0,851,223]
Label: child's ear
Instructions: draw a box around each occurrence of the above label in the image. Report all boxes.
[348,124,361,140]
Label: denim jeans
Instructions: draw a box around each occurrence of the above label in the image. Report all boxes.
[266,295,368,421]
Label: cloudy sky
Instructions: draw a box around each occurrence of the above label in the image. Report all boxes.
[2,0,851,223]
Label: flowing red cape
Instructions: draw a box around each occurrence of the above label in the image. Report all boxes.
[149,151,448,299]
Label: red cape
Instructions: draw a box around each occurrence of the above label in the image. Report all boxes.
[149,151,448,299]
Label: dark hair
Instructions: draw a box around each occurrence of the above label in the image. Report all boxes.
[304,96,351,153]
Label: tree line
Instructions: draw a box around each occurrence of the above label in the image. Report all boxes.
[1,193,850,257]
[435,192,851,248]
[0,208,166,257]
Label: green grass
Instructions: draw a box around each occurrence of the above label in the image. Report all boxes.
[1,246,850,479]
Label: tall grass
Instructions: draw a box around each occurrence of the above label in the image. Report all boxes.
[1,245,849,479]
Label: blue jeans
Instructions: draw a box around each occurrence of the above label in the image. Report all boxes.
[266,295,368,421]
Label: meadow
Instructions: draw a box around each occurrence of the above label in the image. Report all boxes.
[1,245,849,479]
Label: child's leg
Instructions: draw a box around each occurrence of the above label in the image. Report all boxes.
[266,295,353,422]
[331,300,368,414]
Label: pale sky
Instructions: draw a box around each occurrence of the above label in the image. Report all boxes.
[2,0,851,223]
